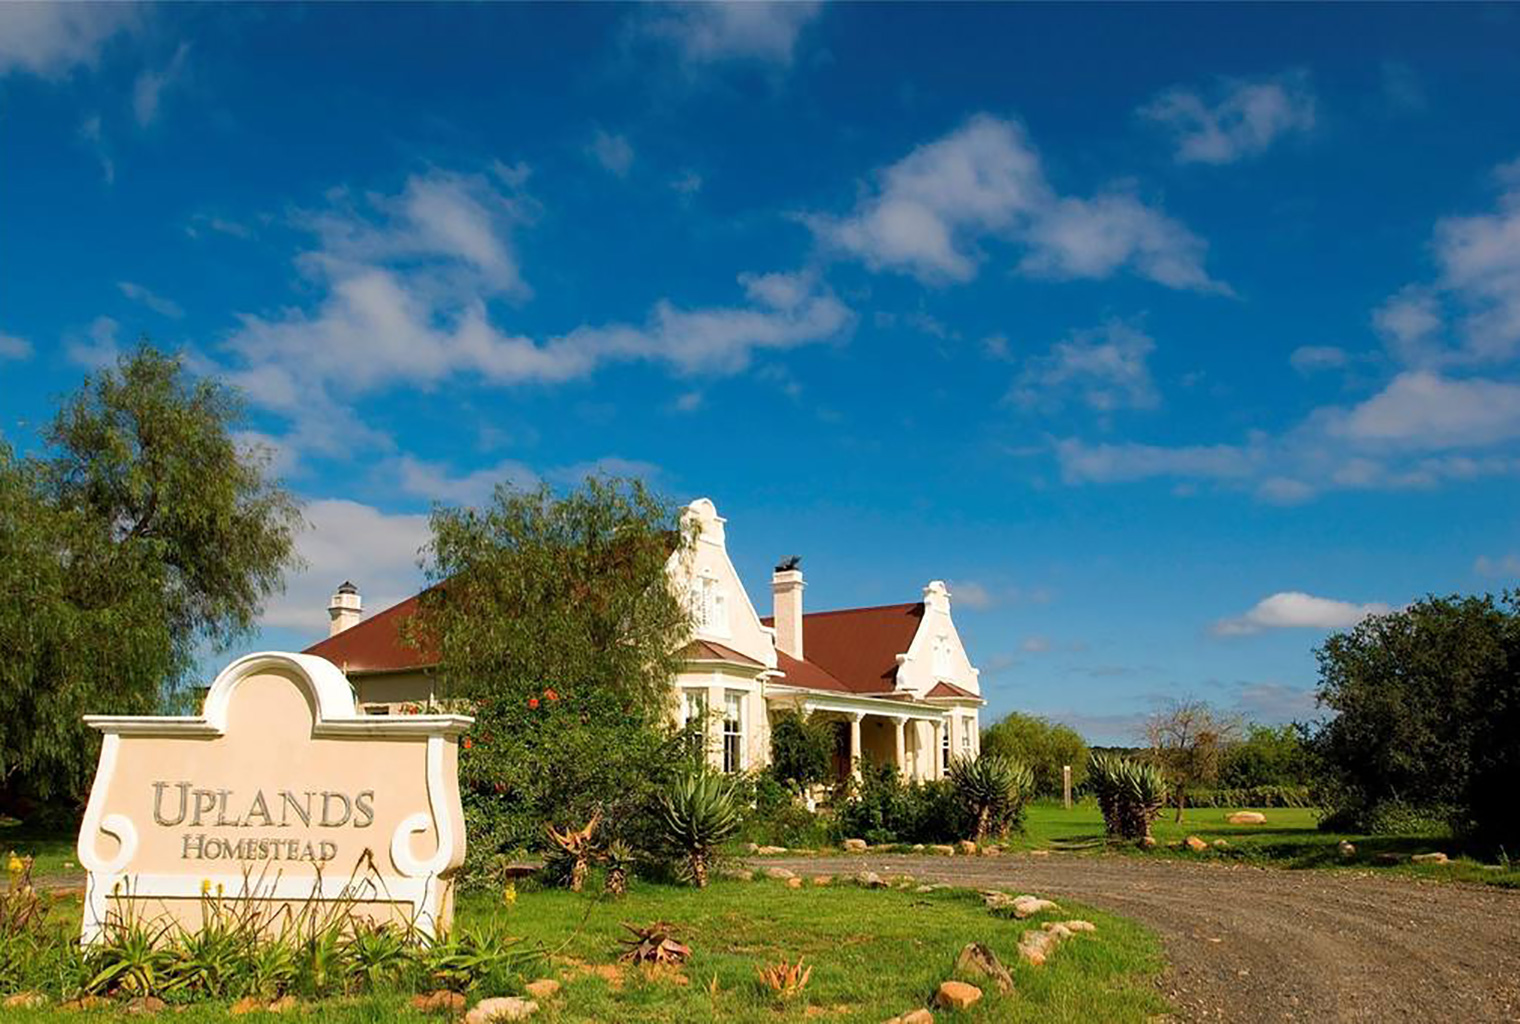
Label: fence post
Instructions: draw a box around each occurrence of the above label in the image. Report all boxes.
[1063,764,1072,809]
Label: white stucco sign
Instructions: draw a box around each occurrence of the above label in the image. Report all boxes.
[76,651,472,943]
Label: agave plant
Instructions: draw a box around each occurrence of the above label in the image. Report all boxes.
[756,955,812,1001]
[1088,753,1168,841]
[948,754,1034,841]
[602,839,635,898]
[546,809,601,892]
[617,922,690,965]
[660,770,741,888]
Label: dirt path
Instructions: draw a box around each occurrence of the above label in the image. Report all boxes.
[760,853,1520,1023]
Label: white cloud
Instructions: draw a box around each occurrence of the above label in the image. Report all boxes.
[1475,553,1520,578]
[132,42,189,127]
[394,455,538,506]
[588,129,634,177]
[1055,438,1257,485]
[949,581,995,610]
[670,170,704,196]
[118,281,184,318]
[1374,158,1520,367]
[0,332,32,361]
[232,430,298,478]
[1140,70,1316,165]
[78,114,114,185]
[1213,591,1392,636]
[65,316,122,369]
[1011,319,1159,413]
[1289,345,1348,373]
[1328,371,1520,450]
[1020,635,1051,654]
[1231,682,1319,723]
[808,114,1223,292]
[260,499,430,634]
[0,4,136,79]
[644,1,821,66]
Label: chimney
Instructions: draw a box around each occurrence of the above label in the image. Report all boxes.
[772,557,805,659]
[328,581,362,637]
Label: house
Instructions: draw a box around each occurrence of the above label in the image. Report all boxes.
[304,498,983,781]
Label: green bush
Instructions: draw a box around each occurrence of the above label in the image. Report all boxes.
[979,713,1088,797]
[1088,753,1167,841]
[947,754,1034,841]
[660,770,742,888]
[1218,725,1315,790]
[1186,785,1314,809]
[767,711,835,792]
[731,770,835,849]
[835,760,973,845]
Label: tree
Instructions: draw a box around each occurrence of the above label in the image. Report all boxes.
[0,345,302,811]
[1218,723,1313,790]
[767,710,834,792]
[979,712,1089,797]
[1312,592,1519,848]
[408,477,700,864]
[1145,699,1238,822]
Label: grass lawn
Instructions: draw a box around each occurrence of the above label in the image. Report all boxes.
[3,879,1169,1022]
[1005,800,1520,887]
[1,818,77,880]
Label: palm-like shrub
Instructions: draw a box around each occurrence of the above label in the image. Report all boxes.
[602,840,634,898]
[948,754,1034,841]
[1088,753,1168,841]
[660,770,741,887]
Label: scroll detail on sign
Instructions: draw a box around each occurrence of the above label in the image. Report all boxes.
[76,652,472,944]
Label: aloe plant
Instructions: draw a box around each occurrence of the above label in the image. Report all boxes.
[1088,752,1168,841]
[660,770,741,888]
[948,754,1034,841]
[602,839,635,898]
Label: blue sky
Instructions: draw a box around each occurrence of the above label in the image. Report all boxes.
[4,3,1520,743]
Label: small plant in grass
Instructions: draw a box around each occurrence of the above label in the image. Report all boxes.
[342,921,417,993]
[1089,753,1168,841]
[1,852,50,992]
[756,955,812,1001]
[617,922,690,965]
[660,770,741,888]
[425,926,532,994]
[949,754,1034,841]
[602,839,635,897]
[546,810,601,893]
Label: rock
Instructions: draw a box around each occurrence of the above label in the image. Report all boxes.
[855,870,887,888]
[1010,894,1060,918]
[1028,849,1051,857]
[929,844,956,856]
[1059,919,1097,933]
[720,866,755,881]
[953,942,1014,994]
[1140,836,1158,848]
[935,980,983,1011]
[1412,852,1449,865]
[1338,841,1356,859]
[757,845,788,856]
[1226,812,1267,825]
[981,845,1003,858]
[1042,922,1074,940]
[413,990,468,1014]
[1213,839,1230,849]
[786,876,803,889]
[915,883,951,894]
[765,867,797,881]
[743,842,760,854]
[60,996,109,1011]
[1017,929,1059,967]
[3,993,48,1009]
[812,875,833,886]
[524,980,561,1001]
[843,838,868,852]
[911,844,926,852]
[267,996,298,1014]
[885,1010,935,1024]
[230,997,263,1016]
[1185,836,1209,852]
[124,996,167,1014]
[957,840,978,856]
[466,997,539,1023]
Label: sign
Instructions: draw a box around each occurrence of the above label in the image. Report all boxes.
[76,652,472,943]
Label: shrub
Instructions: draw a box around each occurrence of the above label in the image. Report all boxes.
[767,711,835,792]
[733,770,834,849]
[1218,724,1314,790]
[661,770,742,888]
[834,760,973,844]
[980,713,1088,797]
[1185,785,1314,809]
[947,754,1034,841]
[1089,753,1167,841]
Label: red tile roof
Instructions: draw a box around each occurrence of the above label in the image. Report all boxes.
[925,680,980,701]
[303,594,435,673]
[763,602,923,695]
[772,649,850,693]
[682,639,764,668]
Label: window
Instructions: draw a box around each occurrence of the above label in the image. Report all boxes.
[941,722,951,770]
[722,692,744,773]
[682,690,707,729]
[688,574,730,637]
[932,634,952,678]
[960,718,973,758]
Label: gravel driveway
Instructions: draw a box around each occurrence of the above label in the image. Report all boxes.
[759,852,1520,1023]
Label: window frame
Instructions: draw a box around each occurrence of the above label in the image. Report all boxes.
[722,691,744,773]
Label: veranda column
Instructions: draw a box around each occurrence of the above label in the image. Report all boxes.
[893,718,907,777]
[707,679,725,771]
[848,713,863,780]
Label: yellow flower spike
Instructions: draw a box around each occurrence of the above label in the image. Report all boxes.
[502,882,517,907]
[7,852,22,875]
[216,883,224,897]
[201,878,212,895]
